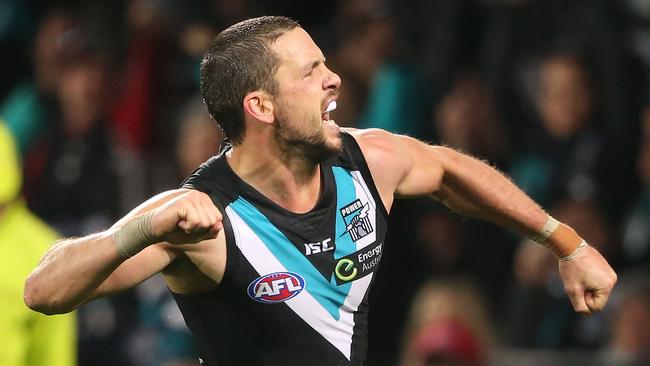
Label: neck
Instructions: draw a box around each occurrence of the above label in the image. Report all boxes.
[227,137,322,213]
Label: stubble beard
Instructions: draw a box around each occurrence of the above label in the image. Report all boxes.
[273,113,342,164]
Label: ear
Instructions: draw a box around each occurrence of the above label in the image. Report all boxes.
[243,91,274,124]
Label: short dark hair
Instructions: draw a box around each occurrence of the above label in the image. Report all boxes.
[200,16,300,144]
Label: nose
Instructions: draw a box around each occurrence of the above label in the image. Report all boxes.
[323,68,341,91]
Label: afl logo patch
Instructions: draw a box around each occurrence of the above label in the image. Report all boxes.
[247,272,305,304]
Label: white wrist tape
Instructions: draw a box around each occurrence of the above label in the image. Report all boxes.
[558,240,588,261]
[112,211,157,258]
[529,216,560,244]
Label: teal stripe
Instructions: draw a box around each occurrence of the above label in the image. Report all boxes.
[330,166,361,296]
[230,197,349,320]
[331,166,359,259]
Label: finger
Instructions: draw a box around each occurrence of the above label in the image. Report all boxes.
[189,192,215,225]
[178,203,201,232]
[200,198,220,228]
[203,202,221,227]
[566,286,591,316]
[585,289,609,313]
[193,200,212,231]
[206,221,223,239]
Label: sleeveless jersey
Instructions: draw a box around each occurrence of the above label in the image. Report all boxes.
[173,132,389,366]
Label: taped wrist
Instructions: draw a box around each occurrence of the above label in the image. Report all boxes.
[112,211,157,258]
[531,215,586,260]
[557,240,588,261]
[528,216,560,243]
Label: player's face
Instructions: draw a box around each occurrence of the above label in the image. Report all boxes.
[271,28,342,161]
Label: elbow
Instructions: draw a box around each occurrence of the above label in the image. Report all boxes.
[24,274,74,315]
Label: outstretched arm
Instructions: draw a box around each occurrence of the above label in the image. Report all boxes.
[24,189,222,315]
[350,128,617,315]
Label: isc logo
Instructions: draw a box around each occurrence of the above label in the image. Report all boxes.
[304,237,333,256]
[247,272,305,304]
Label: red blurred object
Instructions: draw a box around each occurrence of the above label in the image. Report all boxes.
[409,318,484,365]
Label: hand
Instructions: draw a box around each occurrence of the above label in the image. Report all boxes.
[558,245,617,316]
[150,190,223,245]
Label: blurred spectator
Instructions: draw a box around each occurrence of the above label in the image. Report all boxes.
[327,1,430,135]
[415,209,466,274]
[23,50,119,236]
[0,121,76,366]
[330,0,394,90]
[149,96,224,194]
[481,0,633,143]
[404,0,487,104]
[0,7,82,154]
[431,68,509,165]
[508,49,635,224]
[109,0,178,152]
[174,98,223,177]
[399,279,494,366]
[405,318,485,366]
[621,104,650,265]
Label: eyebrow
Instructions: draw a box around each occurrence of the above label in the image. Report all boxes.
[303,56,326,72]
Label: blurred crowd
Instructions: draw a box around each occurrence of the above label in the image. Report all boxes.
[1,0,649,365]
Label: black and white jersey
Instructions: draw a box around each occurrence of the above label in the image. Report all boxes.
[173,132,389,366]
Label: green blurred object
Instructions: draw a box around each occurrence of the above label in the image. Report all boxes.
[0,122,77,366]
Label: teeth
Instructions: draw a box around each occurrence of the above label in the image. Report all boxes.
[324,101,337,113]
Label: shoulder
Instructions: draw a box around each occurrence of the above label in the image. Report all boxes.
[342,128,401,160]
[341,128,450,199]
[340,128,415,197]
[341,127,421,171]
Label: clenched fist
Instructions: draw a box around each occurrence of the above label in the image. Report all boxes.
[558,245,617,316]
[151,190,223,245]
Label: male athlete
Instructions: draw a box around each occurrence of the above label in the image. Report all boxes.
[25,16,617,366]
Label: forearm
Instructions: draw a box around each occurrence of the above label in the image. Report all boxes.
[433,147,588,258]
[24,231,124,314]
[433,147,548,238]
[24,189,221,315]
[432,147,616,314]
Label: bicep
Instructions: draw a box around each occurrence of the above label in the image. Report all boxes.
[350,128,446,202]
[393,136,446,197]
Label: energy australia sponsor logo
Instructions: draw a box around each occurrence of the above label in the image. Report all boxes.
[333,241,383,285]
[247,272,305,304]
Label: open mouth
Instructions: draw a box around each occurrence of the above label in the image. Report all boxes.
[322,100,337,121]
